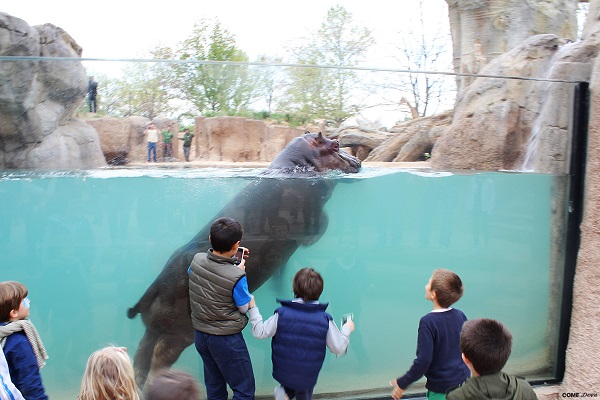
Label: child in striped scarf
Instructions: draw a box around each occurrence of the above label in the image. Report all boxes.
[0,281,48,400]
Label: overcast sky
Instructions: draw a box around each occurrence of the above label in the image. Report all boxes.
[2,0,450,64]
[2,1,452,125]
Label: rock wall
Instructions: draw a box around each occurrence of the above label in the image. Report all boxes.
[428,11,600,397]
[446,0,578,94]
[195,116,305,162]
[87,116,308,164]
[0,13,105,169]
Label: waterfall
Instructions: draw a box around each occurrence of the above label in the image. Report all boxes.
[519,40,579,173]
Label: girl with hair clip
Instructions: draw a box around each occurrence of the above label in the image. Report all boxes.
[77,346,140,400]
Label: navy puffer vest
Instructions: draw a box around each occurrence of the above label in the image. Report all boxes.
[272,300,332,390]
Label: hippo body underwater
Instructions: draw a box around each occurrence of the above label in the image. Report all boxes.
[127,131,361,385]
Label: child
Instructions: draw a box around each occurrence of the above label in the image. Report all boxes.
[0,346,24,400]
[188,217,255,400]
[78,345,140,400]
[144,368,202,400]
[0,281,48,400]
[248,267,355,400]
[390,268,470,400]
[447,318,538,400]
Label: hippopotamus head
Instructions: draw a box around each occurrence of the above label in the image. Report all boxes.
[268,131,361,174]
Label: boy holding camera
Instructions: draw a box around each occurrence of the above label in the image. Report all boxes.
[188,217,255,400]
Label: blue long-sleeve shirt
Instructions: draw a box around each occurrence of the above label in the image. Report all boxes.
[2,331,47,400]
[396,308,470,394]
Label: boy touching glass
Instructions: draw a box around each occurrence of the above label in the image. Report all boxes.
[248,267,355,400]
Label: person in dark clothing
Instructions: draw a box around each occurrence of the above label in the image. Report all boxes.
[248,267,355,400]
[390,269,470,400]
[87,77,98,113]
[446,318,538,400]
[179,128,195,161]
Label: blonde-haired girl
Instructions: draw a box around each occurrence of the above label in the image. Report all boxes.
[78,346,140,400]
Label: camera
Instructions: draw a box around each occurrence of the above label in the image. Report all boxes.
[235,246,246,264]
[341,313,353,325]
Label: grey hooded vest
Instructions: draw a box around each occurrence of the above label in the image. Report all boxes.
[189,251,248,335]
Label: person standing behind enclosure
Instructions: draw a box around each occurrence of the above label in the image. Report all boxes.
[161,125,174,161]
[87,76,98,113]
[248,267,355,400]
[145,123,159,163]
[180,128,194,161]
[390,268,470,400]
[188,217,255,400]
[77,345,140,400]
[0,281,48,400]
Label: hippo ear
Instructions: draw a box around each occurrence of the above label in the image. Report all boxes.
[316,132,325,142]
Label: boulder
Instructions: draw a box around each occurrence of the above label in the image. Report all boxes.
[431,34,570,171]
[0,12,105,169]
[377,111,452,162]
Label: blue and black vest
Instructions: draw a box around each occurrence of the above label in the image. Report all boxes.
[272,300,332,390]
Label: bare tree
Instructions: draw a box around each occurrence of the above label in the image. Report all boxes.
[377,0,455,119]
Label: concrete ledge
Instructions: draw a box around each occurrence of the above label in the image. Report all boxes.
[125,161,432,169]
[534,385,559,399]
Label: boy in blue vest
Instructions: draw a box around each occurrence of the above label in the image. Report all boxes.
[390,268,470,400]
[248,267,355,400]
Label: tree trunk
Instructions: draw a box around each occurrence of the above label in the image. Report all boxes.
[446,0,577,95]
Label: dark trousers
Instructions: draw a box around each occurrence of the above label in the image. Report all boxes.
[162,143,173,160]
[183,146,191,161]
[195,330,255,400]
[88,95,97,112]
[283,386,314,400]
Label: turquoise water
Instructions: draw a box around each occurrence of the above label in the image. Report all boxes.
[0,168,561,398]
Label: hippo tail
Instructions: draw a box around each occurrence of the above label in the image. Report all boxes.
[127,285,159,319]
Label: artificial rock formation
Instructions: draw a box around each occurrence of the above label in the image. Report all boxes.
[0,12,105,169]
[446,0,578,94]
[195,117,306,163]
[432,20,600,174]
[87,116,312,164]
[86,116,177,164]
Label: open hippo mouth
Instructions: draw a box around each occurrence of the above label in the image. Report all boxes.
[336,147,362,173]
[263,132,362,175]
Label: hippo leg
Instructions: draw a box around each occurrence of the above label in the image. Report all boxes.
[133,330,160,387]
[149,331,195,376]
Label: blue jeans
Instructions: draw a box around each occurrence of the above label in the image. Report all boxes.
[195,330,255,400]
[147,142,157,162]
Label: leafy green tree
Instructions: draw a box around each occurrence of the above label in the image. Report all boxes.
[254,55,285,114]
[281,6,374,125]
[101,46,177,119]
[177,19,258,115]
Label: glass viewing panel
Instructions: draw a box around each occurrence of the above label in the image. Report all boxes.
[0,58,574,399]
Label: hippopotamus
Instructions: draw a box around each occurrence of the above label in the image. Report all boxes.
[127,131,361,386]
